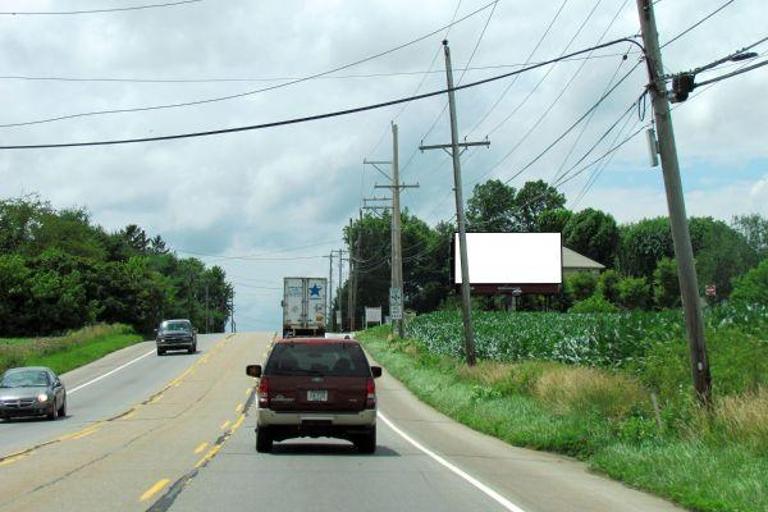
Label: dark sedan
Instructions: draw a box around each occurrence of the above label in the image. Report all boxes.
[155,319,197,355]
[0,366,67,421]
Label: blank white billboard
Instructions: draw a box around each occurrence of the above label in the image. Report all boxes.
[453,233,562,284]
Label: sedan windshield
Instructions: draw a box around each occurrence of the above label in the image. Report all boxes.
[1,370,50,388]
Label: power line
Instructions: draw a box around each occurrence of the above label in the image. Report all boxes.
[0,54,636,85]
[693,58,768,88]
[0,0,499,130]
[476,60,643,186]
[466,0,571,137]
[660,0,734,48]
[483,0,605,138]
[0,36,642,151]
[0,0,203,16]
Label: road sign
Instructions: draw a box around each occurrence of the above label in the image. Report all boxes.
[364,307,382,325]
[389,287,403,321]
[705,284,717,297]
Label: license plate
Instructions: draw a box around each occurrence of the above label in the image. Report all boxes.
[307,390,328,402]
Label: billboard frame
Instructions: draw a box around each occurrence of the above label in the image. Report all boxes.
[450,232,563,296]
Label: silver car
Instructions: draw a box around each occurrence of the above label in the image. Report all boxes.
[0,366,67,421]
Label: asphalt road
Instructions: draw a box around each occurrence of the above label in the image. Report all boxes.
[0,333,684,512]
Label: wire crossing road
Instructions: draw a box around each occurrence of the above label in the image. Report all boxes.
[0,333,682,512]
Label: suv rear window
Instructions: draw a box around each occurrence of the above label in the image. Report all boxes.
[265,343,370,377]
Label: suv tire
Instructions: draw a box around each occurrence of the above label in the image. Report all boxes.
[188,344,196,354]
[256,427,273,453]
[157,348,165,356]
[355,426,376,454]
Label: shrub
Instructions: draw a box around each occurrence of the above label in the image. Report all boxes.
[570,294,619,314]
[653,257,681,309]
[598,269,621,304]
[565,271,598,302]
[731,259,768,305]
[617,276,651,310]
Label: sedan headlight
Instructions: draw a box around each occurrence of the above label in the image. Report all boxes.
[37,393,49,403]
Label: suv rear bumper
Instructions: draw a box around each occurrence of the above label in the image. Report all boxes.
[257,409,376,441]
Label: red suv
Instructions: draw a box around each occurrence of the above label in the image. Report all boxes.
[246,338,382,453]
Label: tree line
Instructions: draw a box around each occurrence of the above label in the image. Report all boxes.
[0,196,233,337]
[336,179,768,320]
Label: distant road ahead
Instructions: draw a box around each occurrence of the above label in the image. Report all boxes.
[0,333,682,512]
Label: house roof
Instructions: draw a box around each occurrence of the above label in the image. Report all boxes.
[562,246,605,270]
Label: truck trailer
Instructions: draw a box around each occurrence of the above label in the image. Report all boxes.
[281,277,327,337]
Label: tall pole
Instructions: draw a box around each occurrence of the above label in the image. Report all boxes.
[204,282,210,333]
[347,218,355,332]
[391,122,405,338]
[337,248,344,331]
[328,251,334,330]
[636,0,711,405]
[443,40,477,366]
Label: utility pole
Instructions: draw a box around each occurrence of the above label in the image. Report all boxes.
[326,251,334,328]
[337,248,346,331]
[347,215,361,332]
[419,40,489,366]
[368,123,419,338]
[204,282,210,334]
[636,0,711,405]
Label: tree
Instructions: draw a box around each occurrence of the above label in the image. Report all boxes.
[466,179,517,232]
[730,259,768,305]
[513,180,566,232]
[598,269,621,304]
[570,294,619,313]
[563,208,619,267]
[565,271,598,302]
[617,276,651,310]
[653,257,680,309]
[537,208,572,233]
[732,213,768,260]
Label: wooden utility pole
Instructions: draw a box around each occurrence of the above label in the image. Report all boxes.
[636,0,711,405]
[347,218,356,331]
[367,124,418,338]
[419,40,489,366]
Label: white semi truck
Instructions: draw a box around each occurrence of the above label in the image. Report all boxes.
[281,277,328,337]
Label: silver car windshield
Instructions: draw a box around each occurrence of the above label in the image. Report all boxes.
[0,370,50,388]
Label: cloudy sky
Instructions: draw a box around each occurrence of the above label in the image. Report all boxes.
[1,0,766,331]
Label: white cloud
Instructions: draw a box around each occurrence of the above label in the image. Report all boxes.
[0,0,765,329]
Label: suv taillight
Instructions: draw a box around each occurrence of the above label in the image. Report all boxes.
[365,377,376,409]
[258,376,270,408]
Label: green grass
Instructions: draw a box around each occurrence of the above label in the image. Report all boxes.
[0,324,143,375]
[359,325,768,512]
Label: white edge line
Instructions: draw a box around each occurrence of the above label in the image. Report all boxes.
[68,349,156,394]
[378,412,527,512]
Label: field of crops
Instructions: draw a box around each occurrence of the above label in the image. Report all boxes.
[407,304,768,367]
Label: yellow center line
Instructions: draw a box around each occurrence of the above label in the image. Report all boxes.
[235,403,244,413]
[244,387,252,396]
[71,427,100,440]
[194,445,221,468]
[139,478,170,502]
[147,394,163,405]
[219,420,231,430]
[194,442,209,454]
[231,414,246,432]
[122,411,136,420]
[0,454,27,467]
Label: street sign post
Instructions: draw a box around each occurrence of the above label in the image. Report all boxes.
[389,287,403,321]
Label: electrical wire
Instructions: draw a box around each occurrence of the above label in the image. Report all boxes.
[0,54,637,85]
[694,58,768,88]
[0,36,643,150]
[660,0,734,48]
[0,0,203,15]
[0,0,499,130]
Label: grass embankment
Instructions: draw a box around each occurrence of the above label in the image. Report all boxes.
[0,324,143,375]
[358,308,768,512]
